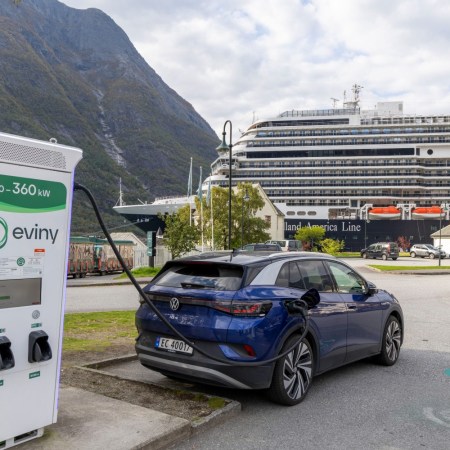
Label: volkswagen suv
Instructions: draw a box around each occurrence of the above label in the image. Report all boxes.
[135,251,403,405]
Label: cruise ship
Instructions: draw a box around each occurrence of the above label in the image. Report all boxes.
[204,86,450,249]
[113,194,196,234]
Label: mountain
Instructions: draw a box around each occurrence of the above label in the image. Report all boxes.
[0,0,219,234]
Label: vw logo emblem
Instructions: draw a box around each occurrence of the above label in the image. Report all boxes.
[169,297,180,311]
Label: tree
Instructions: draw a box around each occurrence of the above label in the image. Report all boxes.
[294,225,325,251]
[160,205,199,259]
[320,238,345,255]
[397,236,411,252]
[197,183,270,250]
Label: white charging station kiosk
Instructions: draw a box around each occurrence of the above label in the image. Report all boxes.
[0,132,82,448]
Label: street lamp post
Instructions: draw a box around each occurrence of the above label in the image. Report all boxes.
[241,189,250,248]
[439,214,442,266]
[364,219,370,248]
[216,120,233,250]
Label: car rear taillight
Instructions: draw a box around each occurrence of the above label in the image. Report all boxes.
[212,301,272,317]
[243,344,256,357]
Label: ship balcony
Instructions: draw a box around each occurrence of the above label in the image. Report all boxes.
[216,163,237,174]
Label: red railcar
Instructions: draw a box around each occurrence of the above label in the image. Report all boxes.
[67,237,134,278]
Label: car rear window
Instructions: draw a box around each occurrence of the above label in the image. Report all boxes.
[154,263,244,291]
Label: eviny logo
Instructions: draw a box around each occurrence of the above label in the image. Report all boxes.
[0,218,59,247]
[0,217,7,249]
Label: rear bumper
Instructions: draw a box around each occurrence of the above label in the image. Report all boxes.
[135,334,274,390]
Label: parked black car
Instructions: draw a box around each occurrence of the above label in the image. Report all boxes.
[360,242,399,260]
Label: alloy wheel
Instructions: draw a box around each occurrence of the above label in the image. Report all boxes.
[385,320,401,362]
[282,341,313,400]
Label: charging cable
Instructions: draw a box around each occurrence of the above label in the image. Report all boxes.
[74,183,311,367]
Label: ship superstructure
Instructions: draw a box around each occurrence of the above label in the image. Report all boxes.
[206,86,450,225]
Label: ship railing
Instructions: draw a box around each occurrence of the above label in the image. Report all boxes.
[154,195,192,202]
[279,108,360,117]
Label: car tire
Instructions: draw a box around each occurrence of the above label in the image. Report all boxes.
[429,253,435,259]
[382,254,388,260]
[410,252,416,258]
[362,253,368,259]
[267,335,314,406]
[375,316,402,366]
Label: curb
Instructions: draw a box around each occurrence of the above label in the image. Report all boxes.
[67,277,153,288]
[76,354,242,445]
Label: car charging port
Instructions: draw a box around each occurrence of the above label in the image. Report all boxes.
[285,300,307,316]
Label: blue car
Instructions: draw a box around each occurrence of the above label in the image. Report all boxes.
[135,251,403,405]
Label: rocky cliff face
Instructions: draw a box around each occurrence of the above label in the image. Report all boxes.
[0,0,219,232]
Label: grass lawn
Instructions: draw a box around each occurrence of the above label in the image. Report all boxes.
[115,266,160,279]
[63,310,136,353]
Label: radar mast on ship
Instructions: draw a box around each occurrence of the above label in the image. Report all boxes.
[343,84,363,110]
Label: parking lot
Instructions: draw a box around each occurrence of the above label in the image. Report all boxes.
[169,257,450,449]
[68,257,450,450]
[66,257,450,449]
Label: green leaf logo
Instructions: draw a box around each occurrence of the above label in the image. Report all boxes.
[0,217,7,249]
[16,257,25,266]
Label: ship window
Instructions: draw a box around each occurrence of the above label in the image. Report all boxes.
[286,211,295,216]
[297,211,306,216]
[307,211,317,216]
[427,149,433,155]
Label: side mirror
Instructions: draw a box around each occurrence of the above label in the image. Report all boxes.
[300,288,320,309]
[365,281,378,296]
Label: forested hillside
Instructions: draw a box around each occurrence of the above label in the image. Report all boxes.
[0,0,219,233]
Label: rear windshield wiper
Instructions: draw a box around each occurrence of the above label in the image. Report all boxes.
[180,282,214,289]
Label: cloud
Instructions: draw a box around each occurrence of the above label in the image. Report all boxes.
[62,0,450,137]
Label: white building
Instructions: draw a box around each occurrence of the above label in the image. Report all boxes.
[111,232,148,268]
[251,183,285,240]
[430,225,450,254]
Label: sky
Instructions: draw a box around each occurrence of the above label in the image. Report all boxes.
[62,0,450,138]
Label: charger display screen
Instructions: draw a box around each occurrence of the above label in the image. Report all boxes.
[0,278,42,309]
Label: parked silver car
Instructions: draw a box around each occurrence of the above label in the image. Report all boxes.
[409,244,446,259]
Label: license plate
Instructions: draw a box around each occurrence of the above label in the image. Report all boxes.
[155,337,194,355]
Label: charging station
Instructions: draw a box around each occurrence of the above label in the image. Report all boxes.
[0,132,82,448]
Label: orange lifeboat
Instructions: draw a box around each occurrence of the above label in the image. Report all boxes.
[411,206,443,219]
[368,206,401,220]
